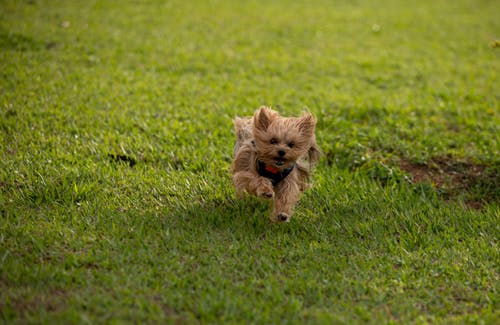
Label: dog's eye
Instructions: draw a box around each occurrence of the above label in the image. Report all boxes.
[270,138,278,145]
[288,142,295,148]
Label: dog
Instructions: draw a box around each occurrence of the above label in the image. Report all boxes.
[231,106,320,222]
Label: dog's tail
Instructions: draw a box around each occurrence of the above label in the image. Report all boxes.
[233,117,252,141]
[233,117,253,156]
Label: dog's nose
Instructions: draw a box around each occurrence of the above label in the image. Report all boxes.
[278,150,286,157]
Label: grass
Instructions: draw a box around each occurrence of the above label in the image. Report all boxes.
[1,0,499,323]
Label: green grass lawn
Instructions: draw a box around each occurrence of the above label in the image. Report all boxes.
[1,0,499,323]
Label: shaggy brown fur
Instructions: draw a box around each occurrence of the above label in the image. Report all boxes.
[231,106,320,222]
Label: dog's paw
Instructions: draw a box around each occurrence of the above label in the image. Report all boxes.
[271,213,290,223]
[256,185,274,199]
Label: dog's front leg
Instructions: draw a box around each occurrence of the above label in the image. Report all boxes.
[271,178,301,222]
[232,171,275,199]
[232,144,275,199]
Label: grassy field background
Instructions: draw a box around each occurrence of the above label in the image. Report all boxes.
[1,0,499,323]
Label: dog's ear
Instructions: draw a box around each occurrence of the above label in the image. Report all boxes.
[254,106,273,131]
[298,112,316,137]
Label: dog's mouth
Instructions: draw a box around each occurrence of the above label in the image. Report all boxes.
[275,158,286,167]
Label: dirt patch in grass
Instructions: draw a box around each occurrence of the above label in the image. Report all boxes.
[151,294,191,323]
[400,157,485,188]
[1,286,71,320]
[325,147,499,208]
[399,156,499,208]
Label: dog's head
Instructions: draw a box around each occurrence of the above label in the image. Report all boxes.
[252,106,318,171]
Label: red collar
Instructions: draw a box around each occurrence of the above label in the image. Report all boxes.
[257,161,294,185]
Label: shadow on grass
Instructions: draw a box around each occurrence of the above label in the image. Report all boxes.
[174,195,279,238]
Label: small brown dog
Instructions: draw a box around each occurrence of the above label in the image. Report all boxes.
[231,106,320,222]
